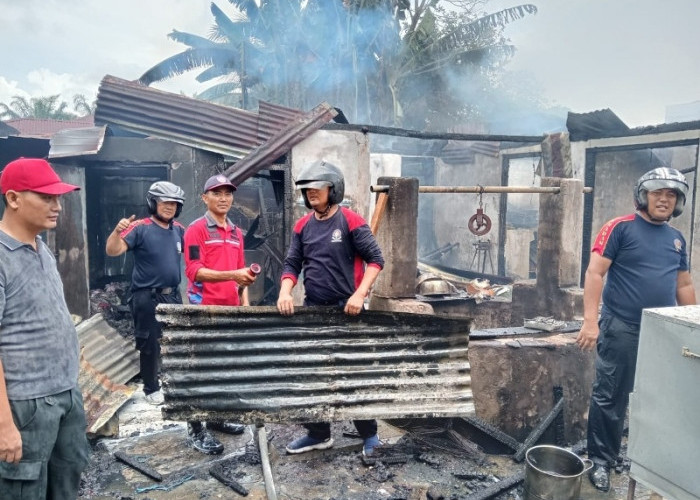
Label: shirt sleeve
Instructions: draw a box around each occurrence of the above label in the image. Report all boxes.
[350,223,384,269]
[120,220,143,250]
[184,224,205,282]
[237,227,246,270]
[281,231,303,284]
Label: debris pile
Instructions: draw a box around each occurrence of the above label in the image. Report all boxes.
[89,281,134,338]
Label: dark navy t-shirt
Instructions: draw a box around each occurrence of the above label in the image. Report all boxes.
[593,213,688,325]
[121,218,185,290]
[281,207,384,306]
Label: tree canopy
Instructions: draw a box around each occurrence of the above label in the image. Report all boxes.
[140,0,540,129]
[0,94,96,120]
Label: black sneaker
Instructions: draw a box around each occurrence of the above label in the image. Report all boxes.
[188,428,224,455]
[588,462,611,492]
[207,421,246,435]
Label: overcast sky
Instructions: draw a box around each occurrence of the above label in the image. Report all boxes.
[2,0,699,128]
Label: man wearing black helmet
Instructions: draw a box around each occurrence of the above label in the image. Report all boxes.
[106,181,186,406]
[577,167,696,492]
[277,160,385,457]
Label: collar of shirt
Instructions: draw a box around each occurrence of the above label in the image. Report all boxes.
[204,211,235,230]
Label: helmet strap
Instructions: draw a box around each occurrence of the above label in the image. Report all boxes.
[315,203,333,219]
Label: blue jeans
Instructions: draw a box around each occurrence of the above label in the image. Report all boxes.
[0,387,90,499]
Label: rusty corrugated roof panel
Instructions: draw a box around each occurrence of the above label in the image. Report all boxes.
[94,75,305,159]
[49,125,107,158]
[257,100,304,141]
[5,116,94,139]
[76,314,140,434]
[156,305,474,424]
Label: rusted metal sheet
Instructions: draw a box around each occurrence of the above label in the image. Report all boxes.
[222,102,338,186]
[156,304,473,424]
[94,75,304,159]
[76,314,140,434]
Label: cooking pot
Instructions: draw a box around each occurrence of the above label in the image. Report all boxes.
[416,273,452,296]
[524,445,593,500]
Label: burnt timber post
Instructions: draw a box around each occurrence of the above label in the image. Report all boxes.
[370,176,433,313]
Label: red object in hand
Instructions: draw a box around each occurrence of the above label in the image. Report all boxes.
[248,263,262,277]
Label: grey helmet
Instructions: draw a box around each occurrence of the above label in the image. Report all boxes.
[634,167,688,218]
[295,160,345,209]
[147,181,185,218]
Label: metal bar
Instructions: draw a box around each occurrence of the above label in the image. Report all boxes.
[322,122,544,143]
[370,185,594,194]
[257,425,278,500]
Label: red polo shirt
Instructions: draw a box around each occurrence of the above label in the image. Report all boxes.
[184,212,246,305]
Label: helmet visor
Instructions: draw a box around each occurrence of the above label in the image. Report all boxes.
[642,179,685,193]
[297,180,332,190]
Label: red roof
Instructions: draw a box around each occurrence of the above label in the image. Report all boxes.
[4,116,94,138]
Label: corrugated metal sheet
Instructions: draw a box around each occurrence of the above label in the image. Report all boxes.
[49,125,107,158]
[94,75,304,159]
[5,116,94,138]
[156,305,474,424]
[76,314,140,434]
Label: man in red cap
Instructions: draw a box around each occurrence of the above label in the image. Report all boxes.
[0,158,90,498]
[182,174,257,454]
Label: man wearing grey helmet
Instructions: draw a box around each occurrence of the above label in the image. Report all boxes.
[577,167,696,491]
[277,160,385,457]
[106,180,186,406]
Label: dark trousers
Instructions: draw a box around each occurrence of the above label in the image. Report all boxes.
[305,420,377,441]
[131,288,181,395]
[587,312,640,466]
[0,388,90,500]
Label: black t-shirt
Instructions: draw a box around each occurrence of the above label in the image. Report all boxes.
[121,217,185,290]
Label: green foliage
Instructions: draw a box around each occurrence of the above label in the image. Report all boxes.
[139,0,539,128]
[0,94,95,120]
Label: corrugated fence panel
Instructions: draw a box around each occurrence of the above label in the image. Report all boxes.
[157,305,473,424]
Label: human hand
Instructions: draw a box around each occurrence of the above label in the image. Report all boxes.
[232,268,255,287]
[0,420,22,464]
[576,322,599,351]
[344,292,364,316]
[277,292,295,316]
[114,214,136,233]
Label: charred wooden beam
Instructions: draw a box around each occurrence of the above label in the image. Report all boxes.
[323,123,543,143]
[462,470,525,500]
[223,102,338,186]
[113,451,163,482]
[209,465,249,496]
[513,396,565,463]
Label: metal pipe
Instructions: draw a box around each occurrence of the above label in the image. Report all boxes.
[257,424,278,500]
[370,185,594,194]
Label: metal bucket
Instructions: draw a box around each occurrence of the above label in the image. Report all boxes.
[524,445,593,500]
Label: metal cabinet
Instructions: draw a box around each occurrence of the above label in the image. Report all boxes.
[628,305,700,500]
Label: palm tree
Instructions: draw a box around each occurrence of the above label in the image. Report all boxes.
[139,1,537,127]
[0,95,79,120]
[73,94,96,117]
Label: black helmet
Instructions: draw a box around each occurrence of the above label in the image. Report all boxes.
[147,181,185,218]
[295,160,345,209]
[634,167,688,218]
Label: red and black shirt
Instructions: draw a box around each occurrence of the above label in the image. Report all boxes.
[184,212,246,305]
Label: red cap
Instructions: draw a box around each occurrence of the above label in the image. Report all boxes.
[1,158,80,195]
[203,174,237,193]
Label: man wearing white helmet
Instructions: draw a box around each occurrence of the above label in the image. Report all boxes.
[106,181,186,406]
[577,166,696,491]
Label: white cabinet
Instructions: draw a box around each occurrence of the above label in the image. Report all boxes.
[628,305,700,500]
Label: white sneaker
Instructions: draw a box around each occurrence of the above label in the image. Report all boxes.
[144,391,165,406]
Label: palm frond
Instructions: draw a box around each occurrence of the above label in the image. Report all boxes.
[139,47,238,85]
[168,29,219,49]
[196,81,242,101]
[211,2,249,43]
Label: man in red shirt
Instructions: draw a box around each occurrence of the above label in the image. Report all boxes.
[183,174,257,454]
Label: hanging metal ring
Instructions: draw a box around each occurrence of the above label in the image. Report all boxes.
[468,208,492,236]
